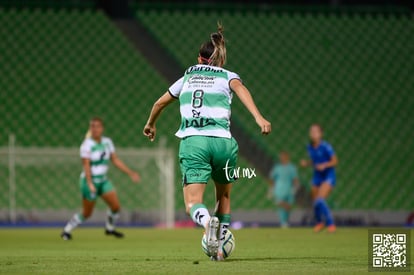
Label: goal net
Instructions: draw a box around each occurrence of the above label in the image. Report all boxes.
[0,137,175,228]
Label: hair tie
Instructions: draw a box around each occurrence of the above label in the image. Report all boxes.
[200,56,211,64]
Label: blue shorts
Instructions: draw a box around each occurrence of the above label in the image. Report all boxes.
[312,170,336,187]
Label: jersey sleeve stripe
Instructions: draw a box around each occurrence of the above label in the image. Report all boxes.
[228,77,242,88]
[168,90,179,99]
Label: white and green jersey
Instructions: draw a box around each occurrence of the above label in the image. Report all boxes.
[169,64,241,138]
[80,137,115,183]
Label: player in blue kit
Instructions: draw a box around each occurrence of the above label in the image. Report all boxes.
[301,124,338,233]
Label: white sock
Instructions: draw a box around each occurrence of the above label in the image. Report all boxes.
[105,210,119,231]
[64,213,83,233]
[190,204,211,228]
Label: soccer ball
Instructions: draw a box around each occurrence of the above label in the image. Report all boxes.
[201,229,235,258]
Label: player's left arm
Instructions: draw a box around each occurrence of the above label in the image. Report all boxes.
[324,143,338,168]
[324,155,338,168]
[110,153,140,183]
[316,155,338,171]
[316,144,338,171]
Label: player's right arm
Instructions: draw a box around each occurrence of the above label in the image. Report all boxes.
[267,167,276,199]
[143,92,176,142]
[267,179,276,199]
[82,158,96,195]
[230,79,271,135]
[80,141,96,195]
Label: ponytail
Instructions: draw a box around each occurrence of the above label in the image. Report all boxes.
[199,22,227,67]
[85,129,91,139]
[209,22,226,67]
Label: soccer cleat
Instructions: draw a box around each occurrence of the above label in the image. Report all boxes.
[210,252,225,262]
[327,224,336,233]
[280,223,290,229]
[105,229,124,238]
[206,217,219,257]
[61,231,72,240]
[313,223,325,233]
[216,251,225,261]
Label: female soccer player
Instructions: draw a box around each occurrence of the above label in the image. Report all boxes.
[143,24,271,260]
[61,117,140,240]
[269,151,299,228]
[300,124,338,233]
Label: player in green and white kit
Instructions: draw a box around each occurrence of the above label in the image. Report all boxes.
[143,24,271,260]
[61,117,140,240]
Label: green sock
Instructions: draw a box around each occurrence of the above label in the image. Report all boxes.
[215,213,231,244]
[215,213,231,224]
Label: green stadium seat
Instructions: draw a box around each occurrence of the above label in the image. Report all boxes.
[1,5,413,212]
[134,7,414,210]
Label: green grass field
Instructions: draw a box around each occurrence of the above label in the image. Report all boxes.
[0,228,412,274]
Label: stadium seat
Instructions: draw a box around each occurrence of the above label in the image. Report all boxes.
[135,6,414,210]
[1,5,413,212]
